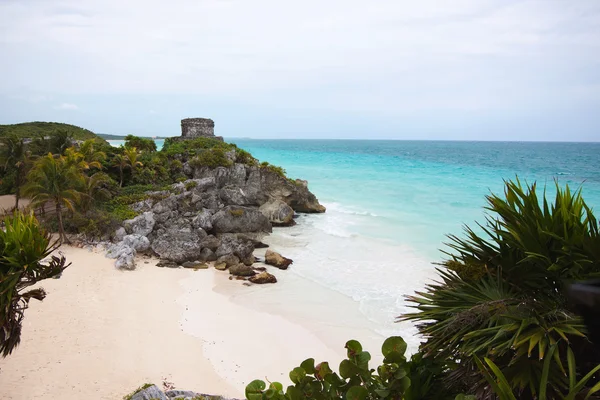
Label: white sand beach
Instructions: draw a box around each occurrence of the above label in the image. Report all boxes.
[0,242,386,399]
[0,194,29,215]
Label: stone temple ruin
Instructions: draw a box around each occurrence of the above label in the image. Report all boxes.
[180,118,223,141]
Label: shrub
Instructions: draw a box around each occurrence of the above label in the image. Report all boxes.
[236,148,257,166]
[124,135,157,152]
[246,337,414,400]
[0,212,69,356]
[260,161,287,178]
[189,148,232,168]
[161,137,234,157]
[185,181,198,190]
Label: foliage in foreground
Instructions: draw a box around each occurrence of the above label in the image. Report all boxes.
[0,212,69,357]
[402,179,600,398]
[246,337,450,400]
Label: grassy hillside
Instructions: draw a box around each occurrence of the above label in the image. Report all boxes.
[0,122,100,141]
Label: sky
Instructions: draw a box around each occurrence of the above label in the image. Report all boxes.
[0,0,599,141]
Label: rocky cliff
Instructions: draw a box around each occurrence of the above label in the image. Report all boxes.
[107,148,324,275]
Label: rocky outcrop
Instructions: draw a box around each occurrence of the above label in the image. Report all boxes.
[259,198,295,226]
[126,384,239,400]
[265,249,293,270]
[229,263,256,277]
[211,206,272,234]
[249,271,277,284]
[106,149,323,273]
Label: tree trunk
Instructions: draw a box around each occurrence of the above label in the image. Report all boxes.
[56,201,68,244]
[14,171,20,210]
[119,167,123,187]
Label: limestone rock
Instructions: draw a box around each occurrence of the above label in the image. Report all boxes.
[156,260,179,268]
[151,227,206,263]
[216,235,255,265]
[200,235,221,251]
[229,263,256,277]
[216,254,240,268]
[114,227,127,242]
[249,271,277,284]
[115,246,136,270]
[214,262,227,271]
[123,212,156,236]
[122,234,151,253]
[182,261,208,269]
[130,385,168,400]
[211,206,272,234]
[219,185,249,206]
[199,248,217,262]
[259,198,295,226]
[192,208,214,232]
[265,249,293,270]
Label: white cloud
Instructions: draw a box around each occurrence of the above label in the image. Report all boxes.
[55,102,78,110]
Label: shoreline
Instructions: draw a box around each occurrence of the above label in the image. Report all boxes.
[0,240,393,399]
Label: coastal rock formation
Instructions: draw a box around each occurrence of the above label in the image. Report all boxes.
[229,263,256,277]
[265,249,293,270]
[127,385,239,400]
[259,198,295,226]
[107,147,324,272]
[249,271,277,284]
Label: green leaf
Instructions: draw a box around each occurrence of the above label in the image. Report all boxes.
[382,336,407,358]
[339,359,360,379]
[345,340,363,357]
[286,386,303,400]
[301,358,316,374]
[245,380,266,400]
[316,361,333,380]
[346,386,368,400]
[289,367,306,385]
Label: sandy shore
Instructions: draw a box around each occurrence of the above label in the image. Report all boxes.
[0,194,29,215]
[0,243,387,399]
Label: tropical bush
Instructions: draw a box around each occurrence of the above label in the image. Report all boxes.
[124,134,157,152]
[189,148,232,168]
[246,337,419,400]
[401,179,600,398]
[0,212,69,357]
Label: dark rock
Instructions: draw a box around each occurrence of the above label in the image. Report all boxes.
[219,185,250,206]
[216,254,240,268]
[214,262,227,271]
[199,247,217,262]
[156,260,179,268]
[253,266,266,271]
[216,235,255,265]
[265,249,293,270]
[182,261,209,269]
[249,271,277,284]
[211,206,272,234]
[151,227,207,263]
[259,199,295,226]
[229,263,256,277]
[200,235,221,251]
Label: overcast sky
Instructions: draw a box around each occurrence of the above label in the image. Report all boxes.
[0,0,599,140]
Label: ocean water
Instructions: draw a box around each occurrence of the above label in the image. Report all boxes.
[227,140,600,342]
[109,138,600,343]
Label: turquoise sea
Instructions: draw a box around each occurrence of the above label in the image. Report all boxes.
[111,139,600,340]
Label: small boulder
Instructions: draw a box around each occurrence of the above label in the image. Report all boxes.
[214,262,227,271]
[151,227,206,263]
[249,271,277,284]
[123,212,156,236]
[182,261,209,269]
[259,199,295,226]
[192,208,214,232]
[115,246,136,270]
[156,260,179,268]
[216,254,240,268]
[200,235,221,251]
[229,263,256,277]
[114,227,127,242]
[216,235,255,265]
[265,249,293,270]
[122,234,151,253]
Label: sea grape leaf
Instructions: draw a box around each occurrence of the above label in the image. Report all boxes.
[346,386,368,400]
[245,380,266,400]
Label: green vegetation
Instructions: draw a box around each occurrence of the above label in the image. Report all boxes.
[248,180,600,399]
[260,161,286,178]
[124,134,157,152]
[0,136,29,209]
[0,212,69,357]
[229,209,245,217]
[189,147,232,168]
[0,122,100,141]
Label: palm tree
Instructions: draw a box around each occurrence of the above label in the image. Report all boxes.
[0,135,29,210]
[401,179,600,398]
[79,172,112,212]
[111,147,143,187]
[78,139,106,169]
[48,129,73,155]
[23,154,82,243]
